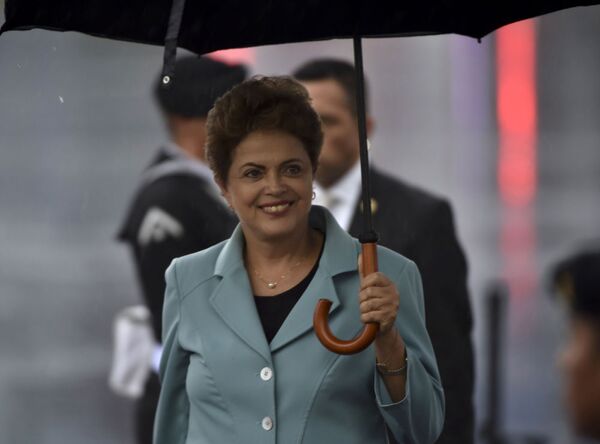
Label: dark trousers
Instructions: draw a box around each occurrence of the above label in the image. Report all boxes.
[136,373,160,444]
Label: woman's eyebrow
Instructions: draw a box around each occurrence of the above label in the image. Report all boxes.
[280,158,304,165]
[239,162,265,169]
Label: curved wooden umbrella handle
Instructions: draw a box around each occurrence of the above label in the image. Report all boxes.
[313,243,379,355]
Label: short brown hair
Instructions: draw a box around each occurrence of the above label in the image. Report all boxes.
[206,76,323,183]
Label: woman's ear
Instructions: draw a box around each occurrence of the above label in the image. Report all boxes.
[215,175,233,209]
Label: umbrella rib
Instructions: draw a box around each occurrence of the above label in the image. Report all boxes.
[161,0,188,86]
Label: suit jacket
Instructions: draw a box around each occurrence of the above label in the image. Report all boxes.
[154,206,444,444]
[349,169,474,444]
[118,147,237,339]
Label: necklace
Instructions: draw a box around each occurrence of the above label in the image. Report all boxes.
[253,259,303,289]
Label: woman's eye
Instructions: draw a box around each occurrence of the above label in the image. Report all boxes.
[284,164,302,175]
[243,169,262,179]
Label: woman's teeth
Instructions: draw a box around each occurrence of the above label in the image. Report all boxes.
[263,203,290,213]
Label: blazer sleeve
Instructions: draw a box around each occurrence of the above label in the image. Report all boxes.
[373,260,445,444]
[153,260,190,444]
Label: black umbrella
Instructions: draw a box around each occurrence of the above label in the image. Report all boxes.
[3,0,599,354]
[3,1,599,53]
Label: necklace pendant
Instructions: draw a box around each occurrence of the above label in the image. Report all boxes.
[267,282,277,289]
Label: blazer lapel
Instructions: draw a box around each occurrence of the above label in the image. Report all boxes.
[209,225,272,363]
[270,206,360,353]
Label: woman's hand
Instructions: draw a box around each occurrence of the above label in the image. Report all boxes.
[358,254,400,337]
[358,254,407,401]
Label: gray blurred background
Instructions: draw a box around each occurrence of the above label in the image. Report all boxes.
[1,6,599,444]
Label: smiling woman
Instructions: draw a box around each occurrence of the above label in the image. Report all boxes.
[153,76,444,444]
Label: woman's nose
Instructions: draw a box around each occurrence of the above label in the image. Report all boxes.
[264,172,285,194]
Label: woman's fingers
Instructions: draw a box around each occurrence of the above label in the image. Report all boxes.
[360,308,397,327]
[360,293,399,310]
[360,271,392,290]
[360,297,397,313]
[359,285,399,311]
[359,281,398,301]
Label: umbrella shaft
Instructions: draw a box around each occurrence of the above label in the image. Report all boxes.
[353,36,378,244]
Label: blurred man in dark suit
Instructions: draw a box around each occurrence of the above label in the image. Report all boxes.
[117,56,246,444]
[293,58,474,444]
[553,248,600,442]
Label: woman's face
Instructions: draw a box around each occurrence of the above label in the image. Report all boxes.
[219,130,314,243]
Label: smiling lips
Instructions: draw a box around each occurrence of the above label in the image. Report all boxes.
[260,201,293,214]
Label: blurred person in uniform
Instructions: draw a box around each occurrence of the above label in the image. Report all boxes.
[552,248,600,441]
[292,58,474,444]
[116,56,246,444]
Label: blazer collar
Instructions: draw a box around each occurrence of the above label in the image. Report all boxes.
[209,206,359,359]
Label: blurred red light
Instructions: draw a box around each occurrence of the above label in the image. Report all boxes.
[496,21,537,206]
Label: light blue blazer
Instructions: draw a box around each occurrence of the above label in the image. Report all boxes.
[154,206,444,444]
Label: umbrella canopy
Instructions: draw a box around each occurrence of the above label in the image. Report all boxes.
[2,0,599,50]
